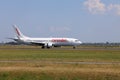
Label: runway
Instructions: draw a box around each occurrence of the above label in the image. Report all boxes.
[1,47,120,50]
[0,60,119,65]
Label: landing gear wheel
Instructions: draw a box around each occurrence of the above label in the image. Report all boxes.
[73,46,76,49]
[41,46,45,49]
[47,47,50,49]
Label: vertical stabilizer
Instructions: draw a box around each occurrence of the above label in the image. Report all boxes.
[13,25,26,38]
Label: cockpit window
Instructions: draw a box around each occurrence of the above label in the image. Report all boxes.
[75,40,79,42]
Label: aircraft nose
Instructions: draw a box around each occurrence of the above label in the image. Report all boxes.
[78,41,82,44]
[74,41,81,46]
[74,39,82,45]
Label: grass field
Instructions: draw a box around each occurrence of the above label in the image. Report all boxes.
[0,45,120,80]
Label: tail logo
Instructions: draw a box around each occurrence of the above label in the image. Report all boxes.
[15,28,20,36]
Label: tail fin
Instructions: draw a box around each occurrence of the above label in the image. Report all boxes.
[13,25,26,38]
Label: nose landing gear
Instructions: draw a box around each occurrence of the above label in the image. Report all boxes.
[73,46,76,49]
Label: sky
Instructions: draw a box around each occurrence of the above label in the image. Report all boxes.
[0,0,120,43]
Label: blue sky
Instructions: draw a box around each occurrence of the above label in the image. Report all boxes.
[0,0,120,42]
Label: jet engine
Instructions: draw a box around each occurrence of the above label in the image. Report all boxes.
[44,42,53,48]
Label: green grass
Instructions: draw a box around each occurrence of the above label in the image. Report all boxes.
[0,48,120,62]
[0,45,120,80]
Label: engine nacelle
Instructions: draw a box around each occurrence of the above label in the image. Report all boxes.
[44,42,53,48]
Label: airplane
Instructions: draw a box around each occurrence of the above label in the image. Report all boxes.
[11,25,82,49]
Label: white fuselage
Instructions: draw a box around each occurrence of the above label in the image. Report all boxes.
[20,37,82,46]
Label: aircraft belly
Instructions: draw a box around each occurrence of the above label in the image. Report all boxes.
[53,42,74,46]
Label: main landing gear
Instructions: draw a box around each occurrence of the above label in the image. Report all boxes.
[73,46,76,49]
[41,46,51,49]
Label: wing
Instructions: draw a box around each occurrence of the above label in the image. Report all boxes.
[30,42,45,46]
[30,41,53,47]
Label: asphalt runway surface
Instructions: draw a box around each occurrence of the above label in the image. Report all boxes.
[1,47,120,50]
[0,60,119,65]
